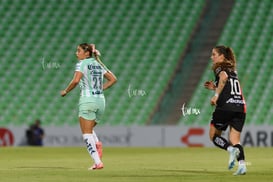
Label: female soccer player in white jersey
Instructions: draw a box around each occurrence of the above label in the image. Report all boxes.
[61,43,117,170]
[204,45,247,175]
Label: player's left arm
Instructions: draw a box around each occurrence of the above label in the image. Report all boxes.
[61,71,83,97]
[103,71,117,90]
[211,71,228,105]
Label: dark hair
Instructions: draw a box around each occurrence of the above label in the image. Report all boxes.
[212,45,236,71]
[79,43,93,58]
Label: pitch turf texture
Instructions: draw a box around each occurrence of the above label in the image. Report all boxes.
[0,147,272,182]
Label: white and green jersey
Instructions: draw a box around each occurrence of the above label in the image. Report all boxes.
[75,58,107,98]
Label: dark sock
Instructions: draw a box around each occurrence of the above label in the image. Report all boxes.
[233,144,245,161]
[212,135,230,150]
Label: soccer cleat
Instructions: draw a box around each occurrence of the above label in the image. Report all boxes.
[233,163,247,175]
[228,147,240,170]
[88,162,104,170]
[96,142,103,159]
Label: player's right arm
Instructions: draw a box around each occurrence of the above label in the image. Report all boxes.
[204,81,216,90]
[210,71,228,105]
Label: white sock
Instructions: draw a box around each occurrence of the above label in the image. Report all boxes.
[82,134,101,164]
[227,146,233,152]
[238,160,245,165]
[92,130,99,143]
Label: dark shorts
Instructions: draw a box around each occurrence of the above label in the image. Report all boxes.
[210,109,246,132]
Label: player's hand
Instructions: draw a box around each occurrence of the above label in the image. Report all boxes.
[210,96,218,106]
[94,49,101,56]
[204,81,216,90]
[90,44,101,56]
[60,90,67,97]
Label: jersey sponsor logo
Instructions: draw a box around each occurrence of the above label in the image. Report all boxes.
[88,65,102,70]
[91,70,102,75]
[226,98,245,104]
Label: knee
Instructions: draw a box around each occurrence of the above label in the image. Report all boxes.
[209,125,222,142]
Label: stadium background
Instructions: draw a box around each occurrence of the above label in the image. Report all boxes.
[0,0,272,147]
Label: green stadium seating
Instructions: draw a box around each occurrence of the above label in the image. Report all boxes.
[179,0,273,125]
[4,0,271,127]
[0,0,205,126]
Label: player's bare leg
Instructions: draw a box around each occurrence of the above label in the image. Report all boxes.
[229,127,246,175]
[209,125,239,170]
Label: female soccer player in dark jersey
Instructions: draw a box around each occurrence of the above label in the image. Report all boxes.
[204,45,247,175]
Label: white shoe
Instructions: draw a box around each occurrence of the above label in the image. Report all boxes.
[228,147,239,170]
[233,163,247,175]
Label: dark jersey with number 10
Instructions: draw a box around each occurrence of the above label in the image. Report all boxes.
[214,66,246,113]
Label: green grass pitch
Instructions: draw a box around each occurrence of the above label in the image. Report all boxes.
[0,147,272,182]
